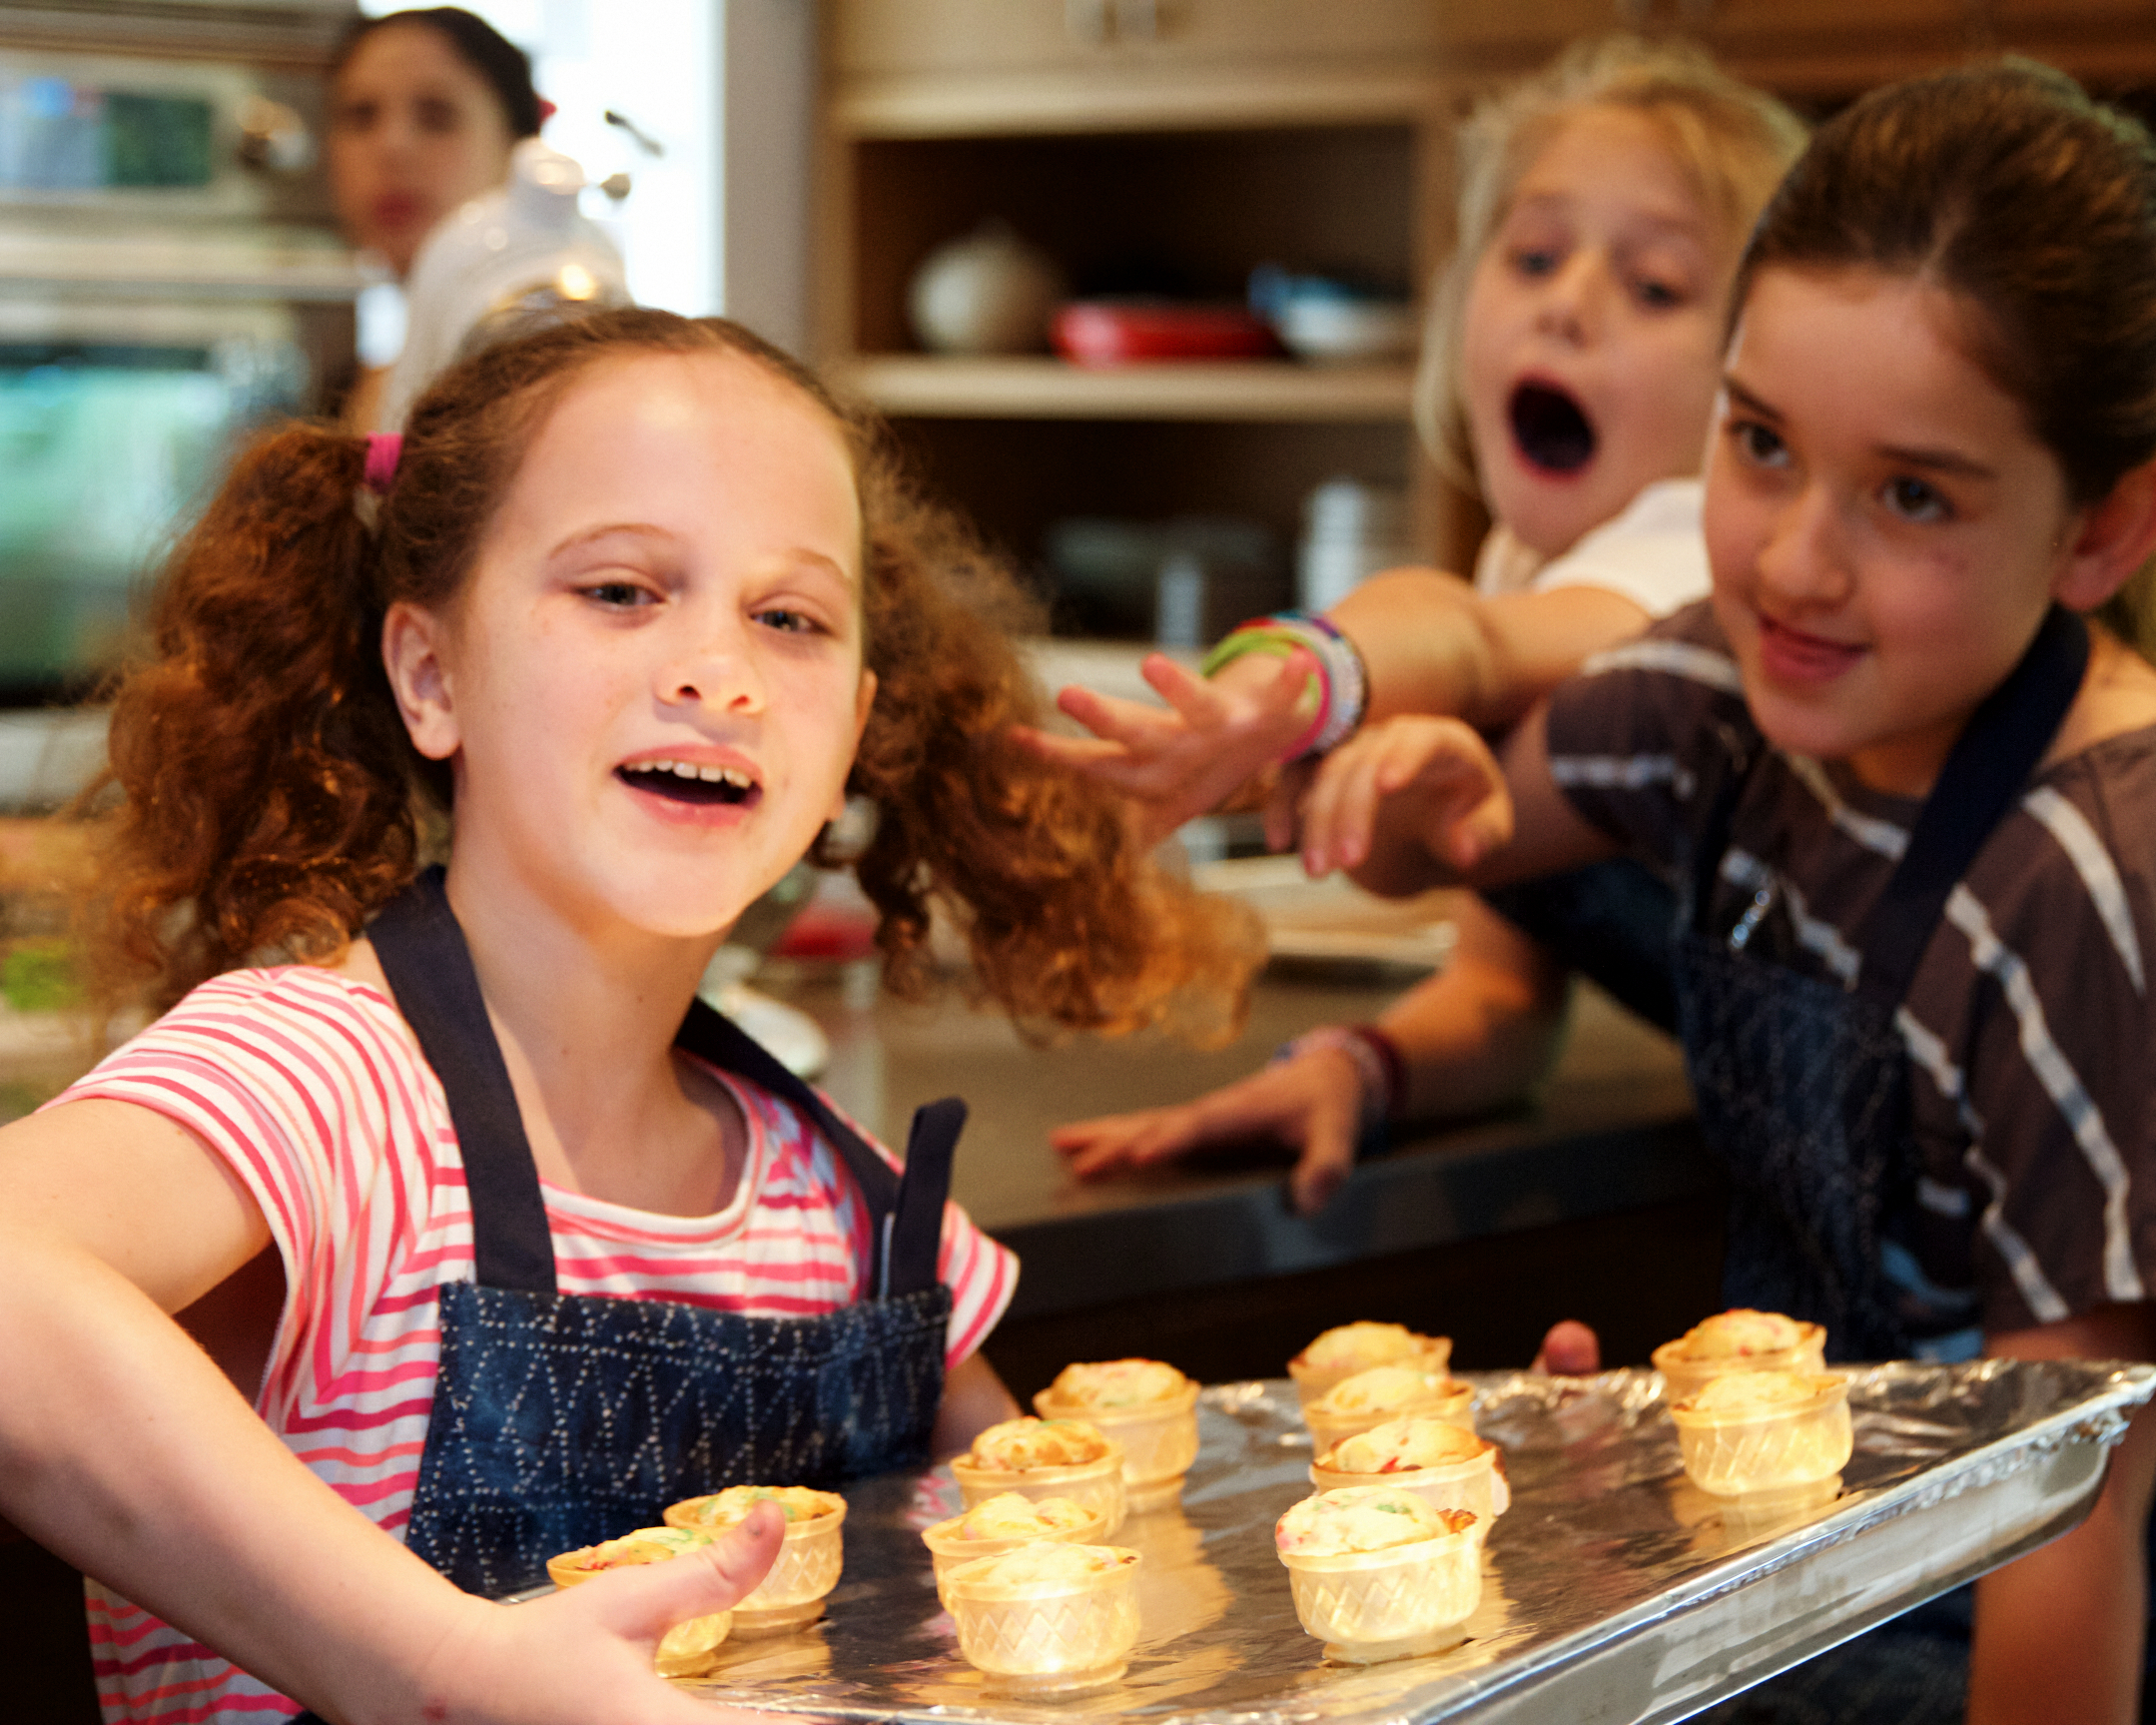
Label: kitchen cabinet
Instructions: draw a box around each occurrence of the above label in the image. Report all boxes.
[817,2,1472,623]
[816,2,2156,629]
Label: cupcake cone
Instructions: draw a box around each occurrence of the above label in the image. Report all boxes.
[950,1446,1127,1536]
[945,1545,1142,1697]
[1278,1521,1482,1664]
[1034,1379,1200,1514]
[1670,1373,1851,1497]
[921,1499,1111,1607]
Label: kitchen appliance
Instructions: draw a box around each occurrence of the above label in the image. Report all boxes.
[0,4,359,735]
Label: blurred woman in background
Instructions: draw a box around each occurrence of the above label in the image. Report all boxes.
[327,7,542,427]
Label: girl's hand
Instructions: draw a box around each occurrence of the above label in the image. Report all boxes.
[1012,650,1317,847]
[1052,1042,1366,1217]
[1293,715,1514,884]
[383,1505,787,1725]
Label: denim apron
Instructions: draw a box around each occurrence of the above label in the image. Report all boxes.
[288,866,960,1722]
[1683,608,2092,1725]
[1675,605,2088,1364]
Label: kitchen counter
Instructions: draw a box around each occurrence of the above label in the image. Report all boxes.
[763,952,1723,1395]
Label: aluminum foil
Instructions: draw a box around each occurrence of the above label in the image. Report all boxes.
[678,1360,2153,1725]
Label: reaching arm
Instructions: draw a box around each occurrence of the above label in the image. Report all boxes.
[1968,1301,2156,1725]
[1015,572,1654,846]
[1054,894,1574,1215]
[0,1099,783,1725]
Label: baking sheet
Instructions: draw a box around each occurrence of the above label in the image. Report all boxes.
[679,1361,2154,1725]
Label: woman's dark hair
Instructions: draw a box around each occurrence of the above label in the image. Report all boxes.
[1737,59,2156,509]
[332,7,543,140]
[80,310,1258,1039]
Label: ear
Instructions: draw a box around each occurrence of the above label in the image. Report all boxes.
[2055,457,2156,610]
[380,599,461,762]
[833,667,878,822]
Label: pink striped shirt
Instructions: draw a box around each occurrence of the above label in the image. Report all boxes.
[55,965,1017,1724]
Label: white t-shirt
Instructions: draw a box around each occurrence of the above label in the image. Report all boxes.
[1470,476,1709,619]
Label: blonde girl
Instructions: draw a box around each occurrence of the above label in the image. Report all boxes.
[1040,39,1804,1218]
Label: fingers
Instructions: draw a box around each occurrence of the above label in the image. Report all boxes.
[1286,1100,1358,1217]
[1530,1319,1603,1376]
[575,1502,786,1644]
[1294,716,1507,879]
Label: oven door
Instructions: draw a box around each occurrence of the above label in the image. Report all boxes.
[0,293,312,703]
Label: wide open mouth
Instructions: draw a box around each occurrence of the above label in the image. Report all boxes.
[1508,382,1597,474]
[617,760,761,807]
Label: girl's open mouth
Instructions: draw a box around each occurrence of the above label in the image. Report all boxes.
[617,761,761,807]
[1509,382,1597,474]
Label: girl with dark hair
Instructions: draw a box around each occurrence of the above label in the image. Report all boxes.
[329,8,544,428]
[0,309,1252,1724]
[1304,59,2156,1723]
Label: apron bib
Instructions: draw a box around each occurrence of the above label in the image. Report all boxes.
[357,868,957,1599]
[1674,606,2088,1362]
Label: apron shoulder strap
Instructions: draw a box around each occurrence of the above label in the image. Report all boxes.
[675,999,966,1299]
[1857,605,2089,1006]
[366,868,558,1295]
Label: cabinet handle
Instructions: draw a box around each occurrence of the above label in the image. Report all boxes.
[1065,0,1109,45]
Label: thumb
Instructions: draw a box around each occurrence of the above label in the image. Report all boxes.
[581,1503,787,1642]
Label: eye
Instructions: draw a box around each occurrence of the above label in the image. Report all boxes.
[581,580,655,609]
[415,96,461,135]
[1728,418,1789,469]
[332,98,377,133]
[754,605,824,635]
[1882,475,1950,523]
[1509,246,1559,279]
[1633,276,1685,310]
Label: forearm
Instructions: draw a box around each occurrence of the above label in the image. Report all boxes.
[1331,570,1650,733]
[932,1350,1022,1459]
[0,1225,480,1723]
[1376,896,1571,1121]
[1968,1304,2156,1725]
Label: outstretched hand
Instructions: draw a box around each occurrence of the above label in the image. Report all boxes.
[1293,714,1514,885]
[1013,650,1318,847]
[390,1503,787,1725]
[1052,1039,1367,1218]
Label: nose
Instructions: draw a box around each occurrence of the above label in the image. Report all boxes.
[1533,251,1610,345]
[659,613,766,715]
[1752,481,1854,613]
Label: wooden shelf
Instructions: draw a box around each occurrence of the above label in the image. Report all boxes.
[835,355,1415,423]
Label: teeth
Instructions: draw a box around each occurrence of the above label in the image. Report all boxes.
[632,759,752,790]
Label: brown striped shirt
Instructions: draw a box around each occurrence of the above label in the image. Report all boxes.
[1545,602,2156,1345]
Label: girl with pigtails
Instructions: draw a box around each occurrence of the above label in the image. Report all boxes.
[0,308,1253,1725]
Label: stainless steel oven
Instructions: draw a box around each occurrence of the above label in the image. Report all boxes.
[0,1,360,736]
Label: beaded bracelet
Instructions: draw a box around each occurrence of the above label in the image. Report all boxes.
[1272,1022,1407,1135]
[1200,610,1369,762]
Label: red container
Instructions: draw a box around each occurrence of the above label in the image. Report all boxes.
[1052,301,1282,365]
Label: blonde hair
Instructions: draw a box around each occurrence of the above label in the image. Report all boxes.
[1414,36,1807,493]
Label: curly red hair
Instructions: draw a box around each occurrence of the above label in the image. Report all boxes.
[78,310,1256,1040]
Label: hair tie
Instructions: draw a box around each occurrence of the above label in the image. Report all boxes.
[362,432,402,495]
[537,96,558,125]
